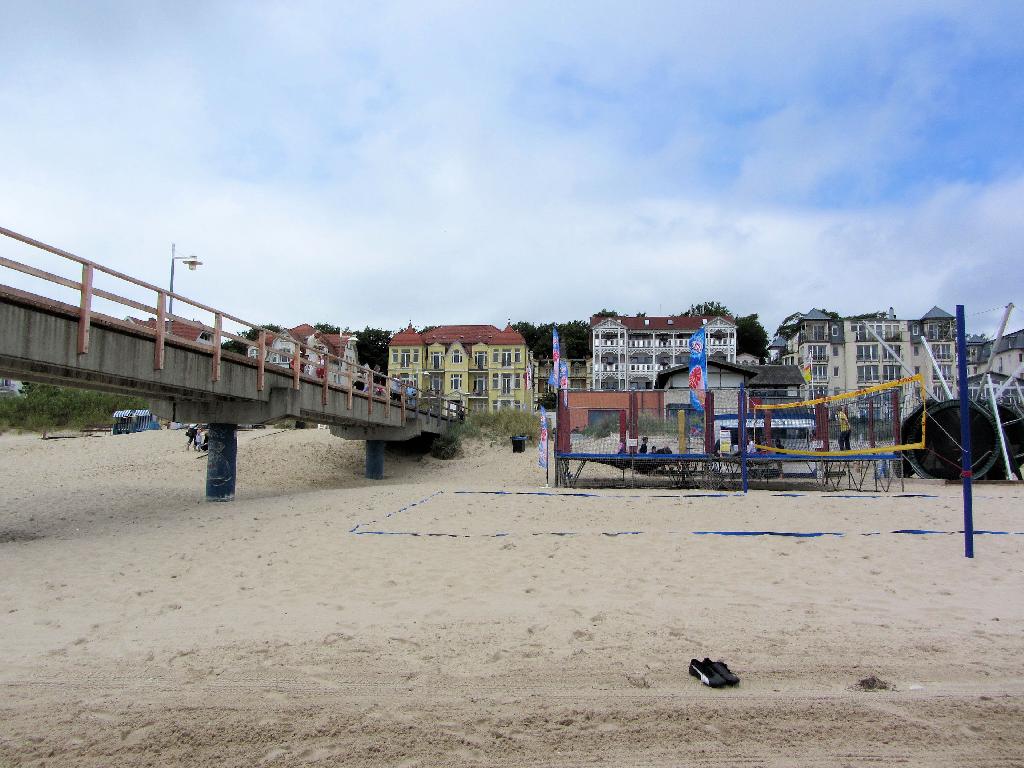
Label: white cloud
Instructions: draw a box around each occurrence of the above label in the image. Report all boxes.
[0,1,1021,339]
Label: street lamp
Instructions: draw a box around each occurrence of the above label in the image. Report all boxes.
[168,243,202,316]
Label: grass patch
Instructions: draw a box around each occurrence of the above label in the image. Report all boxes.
[0,384,147,432]
[430,409,539,460]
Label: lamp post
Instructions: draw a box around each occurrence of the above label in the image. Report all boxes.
[168,243,202,317]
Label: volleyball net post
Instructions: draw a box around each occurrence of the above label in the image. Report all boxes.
[956,304,975,559]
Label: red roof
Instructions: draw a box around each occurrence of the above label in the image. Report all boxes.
[315,332,352,357]
[421,324,526,346]
[289,323,316,339]
[129,317,211,342]
[590,314,733,330]
[390,324,424,345]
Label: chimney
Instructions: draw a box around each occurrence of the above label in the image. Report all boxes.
[888,307,895,319]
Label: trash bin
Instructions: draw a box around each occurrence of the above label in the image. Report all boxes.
[511,435,527,453]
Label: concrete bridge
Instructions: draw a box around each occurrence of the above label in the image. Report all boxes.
[0,226,461,500]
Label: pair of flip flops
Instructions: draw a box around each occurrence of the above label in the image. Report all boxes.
[689,658,739,688]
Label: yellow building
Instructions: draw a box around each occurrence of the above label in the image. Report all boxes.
[388,324,535,412]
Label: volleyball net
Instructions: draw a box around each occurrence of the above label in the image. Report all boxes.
[751,375,928,457]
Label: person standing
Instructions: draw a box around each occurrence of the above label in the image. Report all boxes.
[185,424,197,450]
[838,408,851,451]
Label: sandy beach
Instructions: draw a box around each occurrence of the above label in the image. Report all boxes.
[1,427,1022,766]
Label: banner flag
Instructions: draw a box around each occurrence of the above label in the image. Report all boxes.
[538,407,549,468]
[688,326,707,411]
[801,354,812,383]
[524,362,532,395]
[549,328,561,386]
[559,359,569,405]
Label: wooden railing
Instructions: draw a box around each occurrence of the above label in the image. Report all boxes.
[0,225,464,422]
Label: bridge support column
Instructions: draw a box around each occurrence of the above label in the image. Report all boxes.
[365,440,385,480]
[206,423,238,501]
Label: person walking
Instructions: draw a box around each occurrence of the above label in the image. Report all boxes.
[185,424,197,450]
[837,408,852,451]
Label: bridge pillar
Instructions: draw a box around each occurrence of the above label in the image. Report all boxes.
[206,423,238,501]
[365,440,385,480]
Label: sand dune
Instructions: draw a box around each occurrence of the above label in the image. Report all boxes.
[1,428,1022,766]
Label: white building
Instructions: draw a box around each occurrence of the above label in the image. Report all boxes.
[777,307,959,400]
[590,314,737,391]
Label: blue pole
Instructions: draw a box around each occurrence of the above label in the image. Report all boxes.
[740,380,749,493]
[366,439,385,480]
[205,423,237,501]
[955,305,974,558]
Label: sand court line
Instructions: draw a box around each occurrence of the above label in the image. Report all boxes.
[348,489,1018,540]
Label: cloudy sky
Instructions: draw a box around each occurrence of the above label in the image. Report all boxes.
[2,1,1022,338]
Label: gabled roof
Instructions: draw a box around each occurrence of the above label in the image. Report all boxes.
[769,335,787,349]
[315,332,353,357]
[129,317,211,342]
[921,306,954,320]
[289,323,317,338]
[421,324,526,346]
[390,324,424,345]
[590,314,733,331]
[801,309,832,321]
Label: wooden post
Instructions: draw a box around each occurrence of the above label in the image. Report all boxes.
[292,342,300,390]
[366,366,373,416]
[257,330,266,392]
[384,376,391,419]
[867,400,876,447]
[212,313,222,382]
[815,403,830,451]
[78,264,93,354]
[346,363,353,410]
[321,357,329,406]
[763,410,772,448]
[891,389,901,445]
[154,290,166,370]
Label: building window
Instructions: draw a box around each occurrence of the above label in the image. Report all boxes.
[832,346,839,357]
[882,364,901,381]
[431,352,443,369]
[430,373,442,391]
[392,350,398,363]
[514,374,521,390]
[514,349,521,363]
[493,350,500,363]
[914,366,920,374]
[400,351,411,368]
[475,352,487,369]
[492,373,499,389]
[831,325,838,337]
[412,350,419,363]
[812,364,828,381]
[451,350,463,364]
[833,366,839,377]
[857,365,879,383]
[501,350,513,366]
[856,344,879,361]
[450,374,462,391]
[501,374,513,394]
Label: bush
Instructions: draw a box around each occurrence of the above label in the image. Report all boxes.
[0,383,147,432]
[462,409,539,441]
[430,430,464,460]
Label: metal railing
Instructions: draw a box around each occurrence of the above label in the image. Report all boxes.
[0,225,464,423]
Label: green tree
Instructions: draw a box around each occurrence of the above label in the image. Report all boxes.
[357,326,393,371]
[735,314,769,362]
[314,322,341,335]
[593,308,619,317]
[683,301,733,317]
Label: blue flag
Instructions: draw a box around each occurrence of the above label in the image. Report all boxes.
[549,327,560,386]
[688,326,707,411]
